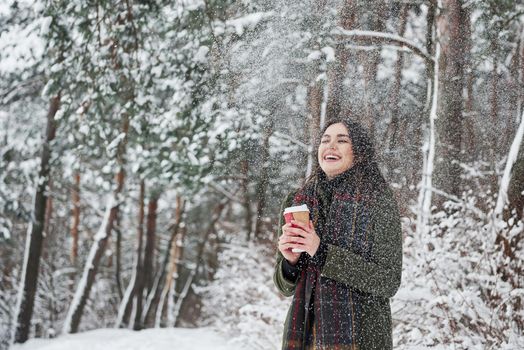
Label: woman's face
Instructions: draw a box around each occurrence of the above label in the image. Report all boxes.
[318,123,354,179]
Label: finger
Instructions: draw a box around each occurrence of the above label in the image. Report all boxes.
[279,235,304,245]
[286,227,309,236]
[280,235,307,245]
[281,223,292,232]
[279,242,305,253]
[291,220,313,234]
[279,235,304,244]
[286,242,307,250]
[280,227,304,237]
[279,236,304,244]
[290,220,308,230]
[283,232,314,244]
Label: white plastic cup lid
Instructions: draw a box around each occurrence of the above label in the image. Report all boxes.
[283,204,309,214]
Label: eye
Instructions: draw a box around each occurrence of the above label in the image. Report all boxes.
[321,139,329,144]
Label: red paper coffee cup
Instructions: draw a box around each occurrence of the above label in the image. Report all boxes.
[283,204,310,225]
[283,204,310,253]
[284,212,294,225]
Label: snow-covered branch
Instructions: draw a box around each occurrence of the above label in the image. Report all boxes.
[332,27,434,64]
[224,11,274,36]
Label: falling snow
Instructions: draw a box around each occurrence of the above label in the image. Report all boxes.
[1,0,524,349]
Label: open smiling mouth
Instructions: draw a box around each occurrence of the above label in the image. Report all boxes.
[324,155,341,161]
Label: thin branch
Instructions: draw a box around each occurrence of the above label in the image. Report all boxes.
[332,27,434,65]
[270,131,309,150]
[207,181,242,203]
[422,185,485,219]
[0,75,44,104]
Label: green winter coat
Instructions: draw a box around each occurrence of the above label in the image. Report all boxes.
[273,186,402,350]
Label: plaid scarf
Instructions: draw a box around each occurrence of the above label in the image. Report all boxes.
[283,167,374,350]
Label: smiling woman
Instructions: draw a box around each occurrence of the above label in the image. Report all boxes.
[318,123,355,179]
[273,118,403,350]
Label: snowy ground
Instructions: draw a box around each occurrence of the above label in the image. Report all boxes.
[10,328,244,350]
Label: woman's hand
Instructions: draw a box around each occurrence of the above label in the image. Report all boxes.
[278,220,320,264]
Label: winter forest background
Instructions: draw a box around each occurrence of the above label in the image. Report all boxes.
[1,0,524,349]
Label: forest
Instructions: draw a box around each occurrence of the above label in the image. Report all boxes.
[1,0,523,349]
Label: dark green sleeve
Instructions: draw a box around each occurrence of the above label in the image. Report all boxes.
[272,191,298,297]
[320,187,403,299]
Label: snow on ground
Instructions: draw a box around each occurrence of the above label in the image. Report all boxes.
[10,328,244,350]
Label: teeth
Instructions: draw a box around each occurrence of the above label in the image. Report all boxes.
[326,155,339,160]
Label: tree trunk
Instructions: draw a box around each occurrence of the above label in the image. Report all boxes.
[115,180,145,329]
[114,210,123,300]
[158,196,185,327]
[43,180,53,239]
[489,39,499,157]
[240,159,252,240]
[132,180,146,329]
[12,94,59,344]
[173,198,229,326]
[416,1,438,235]
[495,112,524,272]
[507,35,524,220]
[305,80,323,180]
[143,193,159,295]
[254,121,273,240]
[303,0,330,181]
[508,156,524,221]
[388,4,408,151]
[434,0,468,203]
[462,7,475,154]
[496,110,524,221]
[70,172,80,264]
[326,0,356,120]
[142,193,183,328]
[361,2,387,139]
[414,0,436,171]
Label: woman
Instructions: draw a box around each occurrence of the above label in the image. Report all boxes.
[273,118,402,350]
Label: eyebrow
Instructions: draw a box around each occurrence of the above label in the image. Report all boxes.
[321,134,350,138]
